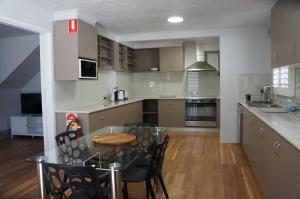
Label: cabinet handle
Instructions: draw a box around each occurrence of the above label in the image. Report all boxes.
[100,116,105,120]
[273,141,278,153]
[259,128,264,137]
[273,52,278,62]
[289,42,296,56]
[276,142,281,154]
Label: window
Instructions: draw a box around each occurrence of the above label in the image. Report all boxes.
[273,66,289,88]
[272,66,295,97]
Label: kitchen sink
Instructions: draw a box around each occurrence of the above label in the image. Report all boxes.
[247,101,281,108]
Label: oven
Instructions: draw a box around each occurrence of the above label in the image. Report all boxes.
[185,97,217,127]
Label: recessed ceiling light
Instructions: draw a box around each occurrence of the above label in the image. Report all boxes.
[168,16,184,23]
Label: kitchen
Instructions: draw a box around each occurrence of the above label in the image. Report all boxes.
[1,0,300,198]
[55,36,221,132]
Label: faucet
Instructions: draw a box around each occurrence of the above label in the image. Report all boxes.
[263,85,275,105]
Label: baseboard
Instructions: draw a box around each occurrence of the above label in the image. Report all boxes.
[0,129,11,140]
[167,127,219,133]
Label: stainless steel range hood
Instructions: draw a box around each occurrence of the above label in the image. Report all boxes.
[186,42,216,72]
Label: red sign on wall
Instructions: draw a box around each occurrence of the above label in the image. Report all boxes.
[68,19,78,35]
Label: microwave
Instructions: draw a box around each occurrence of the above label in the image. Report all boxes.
[78,58,98,79]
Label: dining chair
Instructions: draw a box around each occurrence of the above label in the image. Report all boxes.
[55,126,109,183]
[122,135,170,199]
[43,163,109,199]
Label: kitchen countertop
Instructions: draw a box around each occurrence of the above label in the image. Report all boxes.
[56,97,186,114]
[240,101,300,151]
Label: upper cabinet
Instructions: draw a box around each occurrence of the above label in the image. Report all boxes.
[54,19,98,80]
[271,0,300,68]
[78,21,97,60]
[159,47,184,72]
[98,36,115,69]
[132,48,159,72]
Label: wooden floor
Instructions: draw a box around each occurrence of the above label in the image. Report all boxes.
[0,132,263,199]
[0,136,43,199]
[127,132,264,199]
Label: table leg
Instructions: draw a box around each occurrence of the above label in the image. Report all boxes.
[36,156,46,199]
[110,163,123,199]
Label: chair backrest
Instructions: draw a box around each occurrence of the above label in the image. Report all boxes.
[124,123,156,154]
[43,163,106,199]
[149,135,170,175]
[55,131,84,146]
[55,130,91,165]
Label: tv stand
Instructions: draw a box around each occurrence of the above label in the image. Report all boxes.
[10,115,43,138]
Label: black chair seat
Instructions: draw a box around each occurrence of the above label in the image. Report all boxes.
[122,165,149,182]
[122,135,170,199]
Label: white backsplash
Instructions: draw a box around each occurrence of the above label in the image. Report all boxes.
[239,73,272,101]
[132,71,220,98]
[56,70,220,109]
[55,70,132,109]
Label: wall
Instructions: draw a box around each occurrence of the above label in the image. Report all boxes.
[132,72,186,98]
[239,73,272,101]
[220,28,271,143]
[0,89,21,131]
[22,72,41,93]
[55,71,132,109]
[131,71,220,98]
[0,34,41,132]
[0,35,39,84]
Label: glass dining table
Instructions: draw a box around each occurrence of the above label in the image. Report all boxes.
[27,125,167,199]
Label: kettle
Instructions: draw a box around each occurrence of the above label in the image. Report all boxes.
[118,90,125,100]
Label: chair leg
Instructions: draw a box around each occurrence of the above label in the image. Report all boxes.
[123,182,129,199]
[158,174,169,199]
[146,181,150,199]
[147,180,156,199]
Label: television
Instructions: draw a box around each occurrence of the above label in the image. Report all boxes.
[21,93,42,114]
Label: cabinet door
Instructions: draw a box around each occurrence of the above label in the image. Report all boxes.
[78,20,98,60]
[290,146,300,199]
[254,123,275,199]
[170,47,184,71]
[271,0,300,68]
[10,117,27,134]
[53,20,79,80]
[158,100,185,127]
[272,132,291,199]
[159,47,184,72]
[256,124,291,199]
[89,110,111,131]
[134,49,159,72]
[271,1,289,68]
[159,48,173,72]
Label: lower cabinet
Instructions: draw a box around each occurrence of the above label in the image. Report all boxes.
[158,99,185,127]
[243,109,294,199]
[89,102,143,132]
[56,101,143,134]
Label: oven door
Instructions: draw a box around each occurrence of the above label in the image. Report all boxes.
[79,58,98,79]
[185,99,217,127]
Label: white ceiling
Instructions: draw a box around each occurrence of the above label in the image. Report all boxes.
[0,23,36,38]
[29,0,276,35]
[128,36,219,49]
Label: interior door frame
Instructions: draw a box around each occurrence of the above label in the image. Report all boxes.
[0,16,56,152]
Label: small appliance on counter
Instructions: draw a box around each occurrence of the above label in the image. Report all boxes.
[118,90,125,100]
[124,91,128,100]
[245,94,251,102]
[114,87,119,101]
